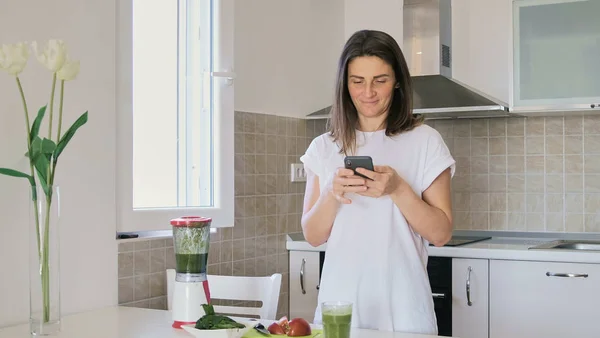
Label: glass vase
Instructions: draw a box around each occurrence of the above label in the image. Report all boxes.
[29,185,61,336]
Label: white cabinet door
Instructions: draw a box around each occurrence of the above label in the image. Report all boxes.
[451,0,512,105]
[490,260,600,338]
[512,0,600,111]
[288,251,320,322]
[452,258,489,338]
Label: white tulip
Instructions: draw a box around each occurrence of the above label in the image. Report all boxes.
[57,58,80,81]
[0,42,30,75]
[31,39,67,72]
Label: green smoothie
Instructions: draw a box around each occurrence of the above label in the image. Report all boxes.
[322,310,352,338]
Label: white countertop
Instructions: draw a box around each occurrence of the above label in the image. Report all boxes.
[0,306,450,338]
[286,232,600,264]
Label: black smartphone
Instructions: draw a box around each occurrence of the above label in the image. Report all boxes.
[344,156,374,180]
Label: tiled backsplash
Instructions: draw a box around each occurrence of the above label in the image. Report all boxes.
[118,111,327,318]
[428,115,600,233]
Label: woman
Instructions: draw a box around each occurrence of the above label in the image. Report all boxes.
[299,30,455,334]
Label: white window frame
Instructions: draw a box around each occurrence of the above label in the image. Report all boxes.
[116,0,235,233]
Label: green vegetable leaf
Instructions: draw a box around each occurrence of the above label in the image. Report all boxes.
[33,155,50,196]
[202,304,215,316]
[54,111,88,159]
[41,138,56,155]
[0,168,37,200]
[0,168,32,180]
[30,105,47,143]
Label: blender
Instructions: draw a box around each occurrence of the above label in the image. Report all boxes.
[171,216,212,328]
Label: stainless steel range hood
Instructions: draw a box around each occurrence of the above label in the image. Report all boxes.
[307,0,510,120]
[405,0,508,118]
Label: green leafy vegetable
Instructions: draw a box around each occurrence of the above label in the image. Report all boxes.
[194,304,246,330]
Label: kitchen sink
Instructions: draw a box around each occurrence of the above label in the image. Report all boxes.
[529,240,600,251]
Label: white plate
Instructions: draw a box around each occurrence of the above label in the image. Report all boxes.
[181,320,254,338]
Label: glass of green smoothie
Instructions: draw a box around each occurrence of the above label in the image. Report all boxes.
[321,301,352,338]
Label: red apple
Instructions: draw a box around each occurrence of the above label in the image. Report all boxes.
[287,318,312,337]
[268,322,286,335]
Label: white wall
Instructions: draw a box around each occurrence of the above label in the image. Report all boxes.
[234,0,345,118]
[345,0,404,44]
[0,0,117,327]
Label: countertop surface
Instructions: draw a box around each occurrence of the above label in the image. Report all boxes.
[0,306,452,338]
[287,230,600,264]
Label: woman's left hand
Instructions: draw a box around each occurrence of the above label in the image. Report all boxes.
[355,166,408,198]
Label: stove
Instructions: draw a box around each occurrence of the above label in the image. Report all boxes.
[430,235,491,247]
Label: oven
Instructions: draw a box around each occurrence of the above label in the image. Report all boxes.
[427,256,452,336]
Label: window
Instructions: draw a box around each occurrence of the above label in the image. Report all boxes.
[116,0,235,232]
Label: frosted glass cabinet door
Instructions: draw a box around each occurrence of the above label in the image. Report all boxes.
[512,0,600,111]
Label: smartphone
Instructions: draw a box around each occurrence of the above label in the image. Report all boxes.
[344,156,374,180]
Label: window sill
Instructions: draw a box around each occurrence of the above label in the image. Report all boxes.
[115,228,217,243]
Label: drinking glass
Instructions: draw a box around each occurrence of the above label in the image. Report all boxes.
[321,301,353,338]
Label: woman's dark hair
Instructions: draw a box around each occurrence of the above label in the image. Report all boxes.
[328,29,423,155]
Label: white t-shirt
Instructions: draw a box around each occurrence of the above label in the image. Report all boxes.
[300,124,455,334]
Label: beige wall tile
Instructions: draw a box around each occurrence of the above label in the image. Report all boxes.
[507,193,526,212]
[453,120,471,137]
[472,139,489,156]
[545,117,563,136]
[526,213,545,231]
[490,212,507,230]
[545,156,563,174]
[584,116,600,134]
[507,118,525,136]
[565,116,583,135]
[489,156,507,174]
[546,175,563,193]
[490,193,506,211]
[471,119,489,137]
[507,137,525,155]
[526,137,545,155]
[546,213,564,232]
[489,118,507,137]
[566,213,584,232]
[489,138,506,155]
[565,136,583,154]
[507,156,525,173]
[470,193,489,211]
[525,118,545,136]
[545,136,563,155]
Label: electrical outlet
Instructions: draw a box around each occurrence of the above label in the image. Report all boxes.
[290,163,307,182]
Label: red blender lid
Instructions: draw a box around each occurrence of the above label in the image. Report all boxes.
[170,216,212,227]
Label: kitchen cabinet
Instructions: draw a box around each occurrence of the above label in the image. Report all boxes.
[451,258,489,338]
[512,0,600,112]
[489,259,600,338]
[451,0,512,106]
[288,251,320,322]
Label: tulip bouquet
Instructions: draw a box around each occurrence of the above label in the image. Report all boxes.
[0,39,87,332]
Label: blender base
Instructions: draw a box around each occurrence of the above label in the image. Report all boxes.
[171,279,211,329]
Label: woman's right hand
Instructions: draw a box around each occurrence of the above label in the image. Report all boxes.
[329,168,367,204]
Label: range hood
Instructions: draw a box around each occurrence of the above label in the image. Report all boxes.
[404,0,508,118]
[308,0,510,119]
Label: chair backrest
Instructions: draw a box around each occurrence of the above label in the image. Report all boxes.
[166,269,282,320]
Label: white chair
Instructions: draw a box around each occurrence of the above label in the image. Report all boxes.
[166,269,282,320]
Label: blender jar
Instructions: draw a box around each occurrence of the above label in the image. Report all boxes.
[171,216,212,282]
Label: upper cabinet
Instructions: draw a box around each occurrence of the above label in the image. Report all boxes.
[451,0,512,106]
[511,0,600,112]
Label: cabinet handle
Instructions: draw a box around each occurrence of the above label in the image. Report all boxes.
[432,293,446,299]
[300,258,306,294]
[546,272,589,278]
[466,266,473,306]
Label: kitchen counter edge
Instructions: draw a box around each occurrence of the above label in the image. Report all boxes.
[286,231,600,264]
